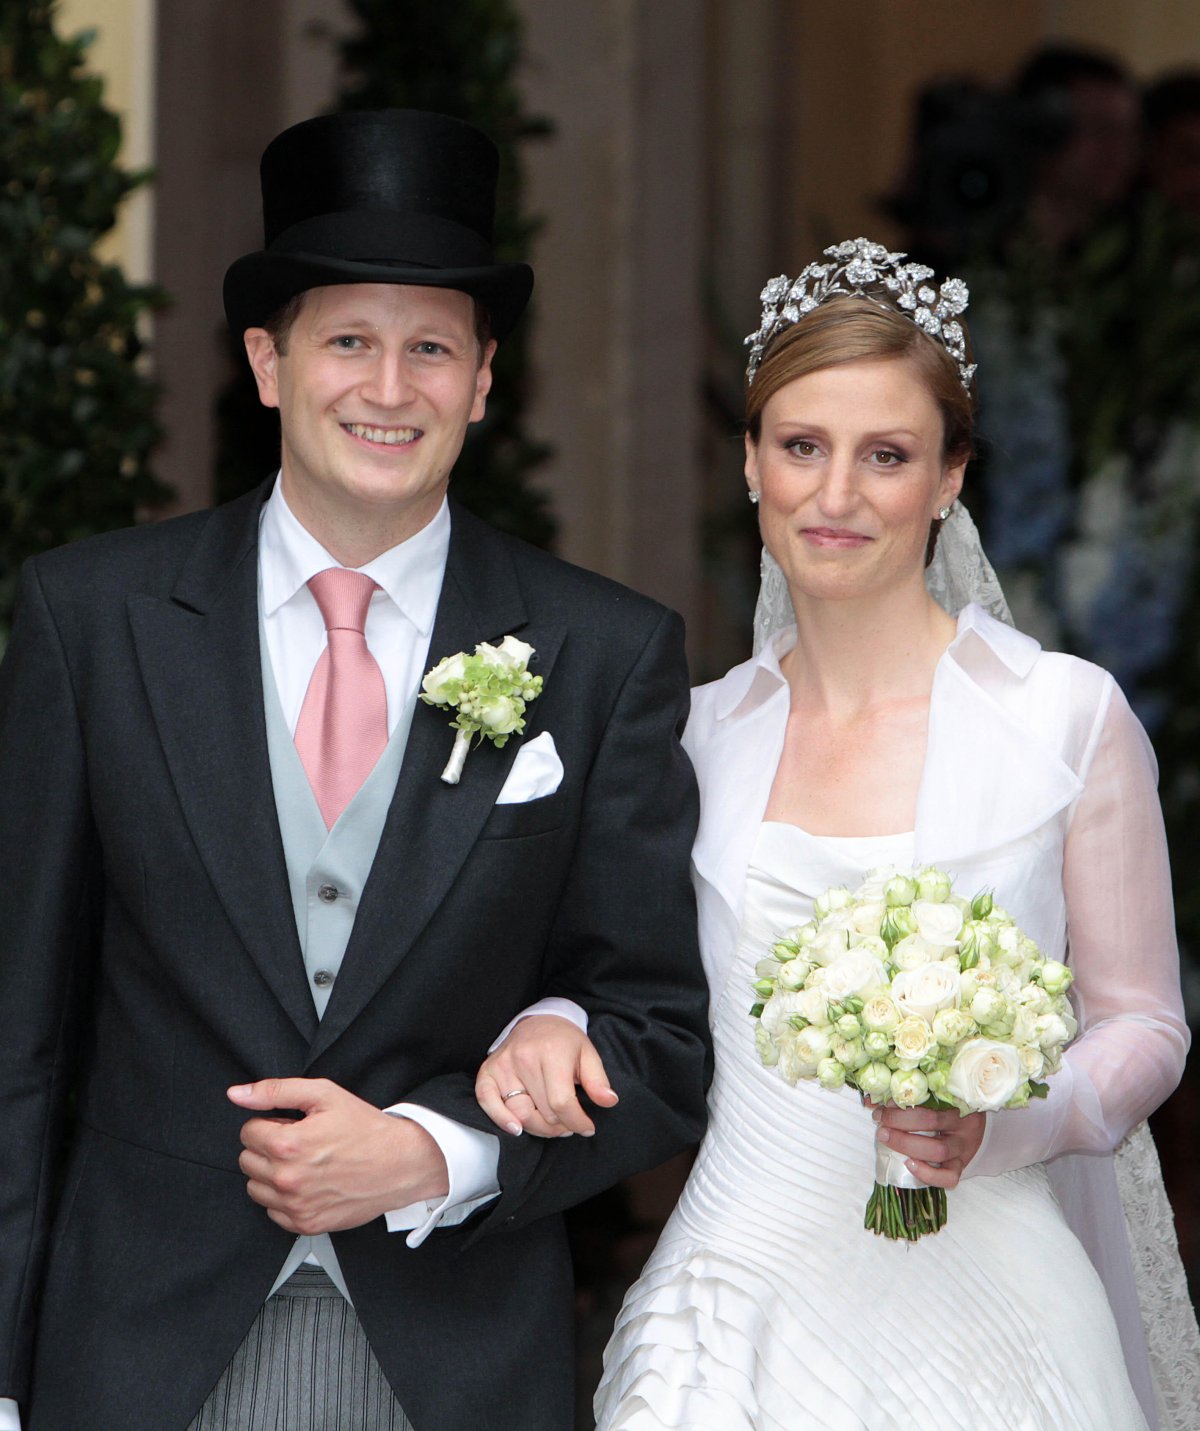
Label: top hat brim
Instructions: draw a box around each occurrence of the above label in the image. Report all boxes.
[223,250,533,343]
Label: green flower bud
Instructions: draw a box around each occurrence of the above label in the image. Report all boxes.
[863,1030,892,1059]
[857,1061,894,1101]
[814,886,853,920]
[971,891,994,920]
[916,867,952,903]
[1036,960,1073,998]
[884,875,918,908]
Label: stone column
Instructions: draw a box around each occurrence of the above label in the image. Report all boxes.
[517,0,705,650]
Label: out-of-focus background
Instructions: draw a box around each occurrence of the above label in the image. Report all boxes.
[5,1,1200,1421]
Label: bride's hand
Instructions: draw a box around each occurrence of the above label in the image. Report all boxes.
[476,1015,618,1139]
[871,1104,986,1188]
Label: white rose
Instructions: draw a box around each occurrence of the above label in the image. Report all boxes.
[774,1032,806,1085]
[892,1016,936,1067]
[863,1030,892,1059]
[476,635,534,671]
[832,1036,869,1070]
[821,949,888,1001]
[814,885,853,920]
[807,926,851,966]
[1017,982,1052,1015]
[889,1068,930,1107]
[969,987,1006,1026]
[1019,1044,1045,1079]
[931,1007,977,1047]
[915,867,953,902]
[1034,1012,1070,1051]
[857,1061,894,1101]
[754,1022,779,1066]
[476,694,523,734]
[892,933,938,971]
[1010,1007,1038,1046]
[776,957,812,991]
[759,990,807,1038]
[850,934,890,963]
[947,1038,1023,1111]
[861,995,901,1033]
[1038,960,1073,997]
[796,985,831,1024]
[421,650,467,703]
[884,875,918,908]
[892,963,961,1022]
[794,1024,833,1069]
[912,900,964,948]
[848,901,887,938]
[834,1012,863,1041]
[817,1057,847,1090]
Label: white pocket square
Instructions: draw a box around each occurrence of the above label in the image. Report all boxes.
[496,730,563,804]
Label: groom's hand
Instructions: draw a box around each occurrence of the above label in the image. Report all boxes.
[228,1077,449,1234]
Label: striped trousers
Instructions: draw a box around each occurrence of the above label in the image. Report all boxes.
[188,1267,413,1431]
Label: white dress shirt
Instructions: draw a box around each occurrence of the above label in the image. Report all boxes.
[260,480,502,1249]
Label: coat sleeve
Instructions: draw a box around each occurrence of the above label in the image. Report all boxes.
[403,605,712,1234]
[0,560,101,1403]
[967,679,1189,1177]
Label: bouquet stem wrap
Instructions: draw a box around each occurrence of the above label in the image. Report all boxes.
[867,1132,946,1240]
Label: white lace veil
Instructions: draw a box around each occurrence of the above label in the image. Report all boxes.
[751,499,1011,655]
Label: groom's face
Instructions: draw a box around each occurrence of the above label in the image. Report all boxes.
[244,282,496,553]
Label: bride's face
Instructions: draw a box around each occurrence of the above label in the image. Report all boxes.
[745,356,965,607]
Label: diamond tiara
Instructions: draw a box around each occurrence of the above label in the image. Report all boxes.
[744,237,976,389]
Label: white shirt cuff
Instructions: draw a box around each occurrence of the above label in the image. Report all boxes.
[487,996,589,1053]
[0,1397,21,1430]
[382,1104,500,1247]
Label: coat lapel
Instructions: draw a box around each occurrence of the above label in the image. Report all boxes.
[129,485,318,1042]
[308,506,564,1061]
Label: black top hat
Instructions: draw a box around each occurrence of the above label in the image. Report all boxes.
[223,109,533,340]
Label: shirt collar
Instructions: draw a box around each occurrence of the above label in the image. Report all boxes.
[712,601,1041,723]
[259,476,450,635]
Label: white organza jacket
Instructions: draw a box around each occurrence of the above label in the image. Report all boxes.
[685,603,1195,1429]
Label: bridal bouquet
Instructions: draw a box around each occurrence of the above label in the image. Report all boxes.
[750,867,1076,1241]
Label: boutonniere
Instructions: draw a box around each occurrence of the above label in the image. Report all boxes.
[420,635,544,785]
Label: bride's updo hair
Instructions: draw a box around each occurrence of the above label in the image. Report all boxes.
[744,294,975,466]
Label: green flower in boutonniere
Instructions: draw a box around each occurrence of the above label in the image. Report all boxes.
[420,635,544,785]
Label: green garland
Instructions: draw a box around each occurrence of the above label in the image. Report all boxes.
[0,1,167,633]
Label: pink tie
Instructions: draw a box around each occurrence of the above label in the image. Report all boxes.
[294,568,388,829]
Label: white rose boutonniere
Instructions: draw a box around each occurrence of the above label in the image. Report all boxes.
[420,636,543,785]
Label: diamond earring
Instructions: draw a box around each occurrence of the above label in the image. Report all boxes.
[937,505,951,520]
[748,490,760,505]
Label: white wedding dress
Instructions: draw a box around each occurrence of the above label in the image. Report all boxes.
[593,822,1150,1431]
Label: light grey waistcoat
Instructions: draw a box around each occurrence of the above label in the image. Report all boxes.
[259,625,419,1299]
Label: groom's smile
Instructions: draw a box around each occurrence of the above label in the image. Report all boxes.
[244,281,496,560]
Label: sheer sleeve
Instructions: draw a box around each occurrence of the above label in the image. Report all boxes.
[967,680,1190,1178]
